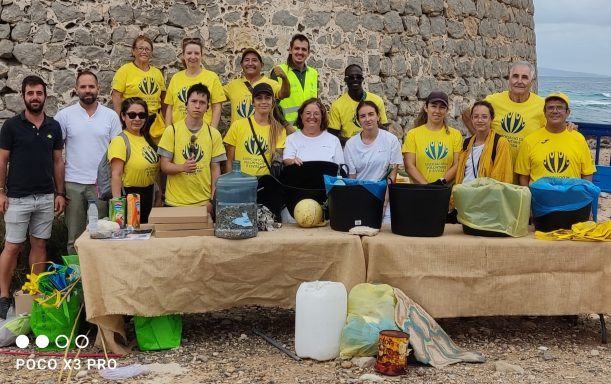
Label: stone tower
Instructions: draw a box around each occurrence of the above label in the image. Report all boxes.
[0,0,536,134]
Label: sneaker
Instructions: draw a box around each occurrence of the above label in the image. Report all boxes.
[0,296,11,320]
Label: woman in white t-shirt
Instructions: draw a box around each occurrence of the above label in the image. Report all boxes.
[283,98,344,166]
[344,100,403,222]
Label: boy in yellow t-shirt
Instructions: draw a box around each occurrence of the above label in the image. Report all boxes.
[515,93,596,185]
[329,64,388,141]
[158,84,226,207]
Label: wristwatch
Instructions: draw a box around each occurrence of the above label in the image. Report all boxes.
[55,191,67,197]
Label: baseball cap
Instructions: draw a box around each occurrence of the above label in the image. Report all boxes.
[426,91,449,107]
[241,48,262,63]
[252,83,273,97]
[545,92,570,108]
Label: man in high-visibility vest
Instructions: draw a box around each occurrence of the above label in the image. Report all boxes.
[271,34,318,128]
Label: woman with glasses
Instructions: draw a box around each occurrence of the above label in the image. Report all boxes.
[164,37,226,129]
[402,91,463,185]
[455,101,513,185]
[111,35,166,144]
[108,97,160,223]
[283,98,343,166]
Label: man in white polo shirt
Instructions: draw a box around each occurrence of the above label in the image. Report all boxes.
[55,70,122,254]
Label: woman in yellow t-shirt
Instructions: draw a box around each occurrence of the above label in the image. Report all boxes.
[402,91,462,185]
[111,35,167,143]
[164,37,226,129]
[108,98,160,223]
[224,83,286,218]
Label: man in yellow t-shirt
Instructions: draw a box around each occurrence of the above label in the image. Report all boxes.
[164,68,226,128]
[329,64,388,143]
[462,62,546,161]
[224,48,290,124]
[158,84,226,208]
[515,93,596,185]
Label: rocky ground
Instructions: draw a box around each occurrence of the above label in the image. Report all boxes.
[0,308,609,384]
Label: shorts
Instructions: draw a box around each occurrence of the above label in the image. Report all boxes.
[3,193,55,243]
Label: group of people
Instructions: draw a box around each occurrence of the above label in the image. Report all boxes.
[0,33,597,319]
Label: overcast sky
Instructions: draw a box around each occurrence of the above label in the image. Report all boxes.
[534,0,611,76]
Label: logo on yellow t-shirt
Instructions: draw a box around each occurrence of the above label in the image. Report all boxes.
[178,87,188,104]
[138,77,160,95]
[142,146,159,164]
[181,143,205,162]
[351,114,362,129]
[237,99,254,119]
[425,141,449,160]
[501,112,525,134]
[244,135,267,155]
[543,152,570,174]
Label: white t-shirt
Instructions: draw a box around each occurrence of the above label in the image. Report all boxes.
[463,143,485,183]
[344,129,403,181]
[56,102,122,184]
[283,130,344,164]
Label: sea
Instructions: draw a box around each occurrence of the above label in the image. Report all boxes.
[538,76,611,125]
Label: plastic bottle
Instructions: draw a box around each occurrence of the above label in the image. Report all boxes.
[214,160,258,239]
[295,281,347,360]
[87,199,99,232]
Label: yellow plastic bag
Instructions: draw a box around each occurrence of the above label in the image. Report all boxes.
[339,283,399,359]
[454,178,531,237]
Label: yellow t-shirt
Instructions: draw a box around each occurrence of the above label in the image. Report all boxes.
[485,91,546,160]
[112,62,167,140]
[329,92,388,139]
[157,120,226,206]
[514,128,596,184]
[107,131,160,188]
[164,69,226,126]
[402,125,463,183]
[224,118,287,176]
[223,77,281,124]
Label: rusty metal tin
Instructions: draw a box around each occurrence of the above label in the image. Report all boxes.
[374,329,410,376]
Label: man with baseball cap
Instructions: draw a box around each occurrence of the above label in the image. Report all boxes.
[224,48,290,125]
[515,92,596,185]
[328,64,388,144]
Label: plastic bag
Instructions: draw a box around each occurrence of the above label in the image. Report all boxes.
[30,290,82,351]
[0,314,31,347]
[134,315,182,351]
[339,283,399,359]
[454,178,532,237]
[323,176,386,201]
[529,177,601,221]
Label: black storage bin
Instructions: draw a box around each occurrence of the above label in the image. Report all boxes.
[389,183,452,237]
[462,225,510,237]
[533,203,591,232]
[328,184,384,231]
[280,161,343,217]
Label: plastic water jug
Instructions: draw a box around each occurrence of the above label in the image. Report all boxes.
[215,160,258,239]
[295,281,347,360]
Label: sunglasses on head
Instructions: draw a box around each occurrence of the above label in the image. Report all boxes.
[182,37,202,47]
[125,112,148,120]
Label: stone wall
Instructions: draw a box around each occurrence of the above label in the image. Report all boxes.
[0,0,536,135]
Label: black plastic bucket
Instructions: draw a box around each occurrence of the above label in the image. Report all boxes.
[389,183,452,237]
[280,161,345,217]
[328,185,384,231]
[533,203,591,232]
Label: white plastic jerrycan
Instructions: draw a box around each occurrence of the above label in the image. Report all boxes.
[295,281,347,360]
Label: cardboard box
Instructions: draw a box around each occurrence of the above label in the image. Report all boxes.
[148,207,209,224]
[14,290,39,315]
[154,228,214,238]
[154,221,213,231]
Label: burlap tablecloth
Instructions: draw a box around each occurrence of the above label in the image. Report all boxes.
[75,225,365,354]
[363,224,611,318]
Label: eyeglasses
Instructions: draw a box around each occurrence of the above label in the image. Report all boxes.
[545,105,567,112]
[135,46,152,53]
[125,112,148,120]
